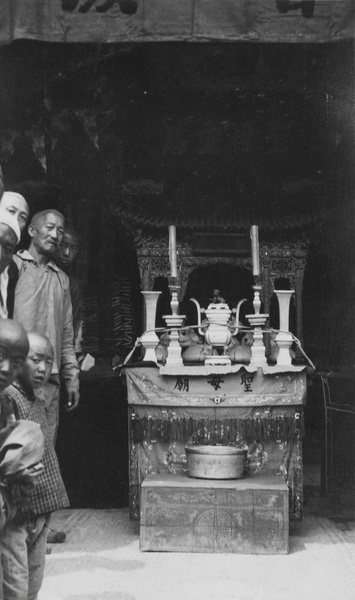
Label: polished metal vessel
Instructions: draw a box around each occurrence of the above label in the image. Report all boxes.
[185,445,247,480]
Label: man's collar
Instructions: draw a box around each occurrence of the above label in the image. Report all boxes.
[17,249,59,272]
[17,250,34,261]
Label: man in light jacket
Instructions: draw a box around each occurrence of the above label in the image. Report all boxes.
[12,209,80,447]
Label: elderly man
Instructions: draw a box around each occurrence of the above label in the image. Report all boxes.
[12,210,80,448]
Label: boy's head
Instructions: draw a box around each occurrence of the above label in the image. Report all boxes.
[57,227,80,271]
[0,320,29,391]
[19,332,54,390]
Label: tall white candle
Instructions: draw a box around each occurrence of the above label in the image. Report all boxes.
[168,225,177,277]
[250,225,260,276]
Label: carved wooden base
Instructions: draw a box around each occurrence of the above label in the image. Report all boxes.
[140,473,289,554]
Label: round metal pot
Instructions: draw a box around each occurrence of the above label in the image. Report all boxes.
[185,445,247,480]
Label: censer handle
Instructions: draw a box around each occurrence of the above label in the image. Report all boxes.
[230,298,247,335]
[190,298,205,337]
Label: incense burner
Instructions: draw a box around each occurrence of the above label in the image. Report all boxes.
[190,294,246,365]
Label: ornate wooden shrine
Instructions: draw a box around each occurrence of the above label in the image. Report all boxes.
[0,15,352,526]
[122,212,310,525]
[0,39,352,525]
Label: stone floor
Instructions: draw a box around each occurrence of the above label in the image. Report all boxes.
[40,464,355,600]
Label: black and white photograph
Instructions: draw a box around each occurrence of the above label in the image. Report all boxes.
[0,2,354,599]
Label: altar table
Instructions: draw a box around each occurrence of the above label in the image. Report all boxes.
[124,363,306,520]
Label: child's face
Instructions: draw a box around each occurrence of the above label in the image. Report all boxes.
[21,338,54,390]
[0,324,29,391]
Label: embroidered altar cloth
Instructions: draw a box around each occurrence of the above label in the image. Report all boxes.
[124,365,307,521]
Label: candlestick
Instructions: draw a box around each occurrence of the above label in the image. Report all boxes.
[163,285,185,366]
[168,225,177,278]
[250,225,260,277]
[246,285,268,366]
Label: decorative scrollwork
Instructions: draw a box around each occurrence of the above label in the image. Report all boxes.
[134,232,309,344]
[270,258,294,274]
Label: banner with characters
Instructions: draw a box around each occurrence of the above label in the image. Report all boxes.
[0,1,353,44]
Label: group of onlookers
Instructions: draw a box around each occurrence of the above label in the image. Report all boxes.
[0,190,82,599]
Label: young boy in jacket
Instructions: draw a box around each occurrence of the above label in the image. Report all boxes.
[0,331,69,600]
[0,319,32,531]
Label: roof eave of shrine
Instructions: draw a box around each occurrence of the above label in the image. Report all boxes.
[111,204,319,232]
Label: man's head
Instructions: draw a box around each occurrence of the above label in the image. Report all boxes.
[0,210,21,274]
[19,332,54,391]
[0,192,30,232]
[28,210,65,258]
[57,227,80,270]
[0,320,29,391]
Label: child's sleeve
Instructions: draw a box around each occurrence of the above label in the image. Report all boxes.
[0,395,18,448]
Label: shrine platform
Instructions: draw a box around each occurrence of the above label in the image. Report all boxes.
[140,473,289,554]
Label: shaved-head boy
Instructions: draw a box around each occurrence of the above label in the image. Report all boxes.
[1,331,69,600]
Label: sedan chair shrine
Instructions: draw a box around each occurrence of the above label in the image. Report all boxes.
[0,0,353,573]
[122,214,312,555]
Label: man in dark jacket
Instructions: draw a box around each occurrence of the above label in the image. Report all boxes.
[56,226,83,353]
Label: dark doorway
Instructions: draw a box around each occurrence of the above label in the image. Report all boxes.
[181,263,255,326]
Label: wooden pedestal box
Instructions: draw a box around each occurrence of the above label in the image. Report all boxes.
[140,474,289,554]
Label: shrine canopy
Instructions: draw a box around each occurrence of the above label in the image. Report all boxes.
[0,1,353,45]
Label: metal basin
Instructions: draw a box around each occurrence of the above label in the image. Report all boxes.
[185,445,247,480]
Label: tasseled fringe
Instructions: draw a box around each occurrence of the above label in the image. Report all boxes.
[131,413,304,444]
